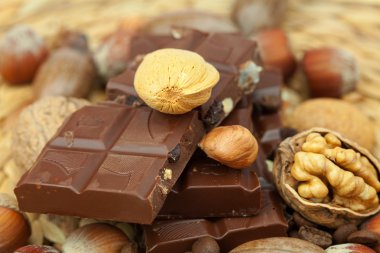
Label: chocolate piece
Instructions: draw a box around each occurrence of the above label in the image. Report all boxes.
[158,106,261,219]
[158,153,261,219]
[107,29,260,129]
[252,67,282,113]
[298,226,333,249]
[15,102,204,224]
[144,190,288,253]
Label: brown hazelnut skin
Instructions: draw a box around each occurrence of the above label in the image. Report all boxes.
[199,125,258,169]
[0,206,30,253]
[255,29,296,80]
[192,237,220,253]
[14,245,60,253]
[302,48,358,98]
[0,25,48,85]
[33,47,96,98]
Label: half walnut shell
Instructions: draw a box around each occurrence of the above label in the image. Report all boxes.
[273,127,380,228]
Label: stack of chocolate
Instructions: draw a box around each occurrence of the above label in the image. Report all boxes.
[14,29,290,252]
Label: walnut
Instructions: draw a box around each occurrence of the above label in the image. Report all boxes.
[273,127,380,228]
[12,96,90,171]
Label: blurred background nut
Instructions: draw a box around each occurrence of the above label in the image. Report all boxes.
[14,245,60,253]
[347,230,379,247]
[33,47,96,98]
[12,96,90,170]
[199,125,258,169]
[289,98,375,151]
[333,224,358,244]
[361,213,380,239]
[192,237,220,253]
[229,237,324,253]
[62,223,130,253]
[273,128,380,228]
[95,18,143,80]
[325,243,376,253]
[50,28,88,52]
[231,0,288,35]
[302,48,358,98]
[39,215,79,247]
[0,193,30,253]
[144,10,238,35]
[0,25,48,85]
[254,28,296,80]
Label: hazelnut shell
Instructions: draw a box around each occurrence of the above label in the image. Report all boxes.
[273,127,380,228]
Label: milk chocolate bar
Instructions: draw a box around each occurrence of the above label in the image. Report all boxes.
[144,190,288,253]
[107,29,261,129]
[158,106,262,219]
[252,67,282,113]
[15,103,204,224]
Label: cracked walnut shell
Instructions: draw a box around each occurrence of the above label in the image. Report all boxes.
[273,128,380,228]
[134,48,220,114]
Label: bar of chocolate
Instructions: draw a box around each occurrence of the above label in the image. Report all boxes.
[107,29,261,129]
[158,152,261,219]
[158,105,262,219]
[144,190,288,253]
[252,67,283,113]
[15,102,204,224]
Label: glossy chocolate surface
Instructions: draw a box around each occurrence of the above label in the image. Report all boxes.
[144,190,288,253]
[158,106,262,219]
[15,103,204,224]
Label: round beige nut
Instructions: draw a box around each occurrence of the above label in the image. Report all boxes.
[12,96,90,170]
[289,98,375,151]
[134,48,220,114]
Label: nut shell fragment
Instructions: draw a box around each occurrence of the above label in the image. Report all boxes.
[273,127,380,228]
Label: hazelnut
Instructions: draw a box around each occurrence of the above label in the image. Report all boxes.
[326,243,376,253]
[62,223,131,253]
[199,125,258,169]
[0,194,30,253]
[12,96,90,170]
[347,230,379,246]
[255,29,296,79]
[192,237,220,253]
[0,25,48,85]
[232,0,288,35]
[302,48,358,98]
[95,19,144,80]
[361,213,380,238]
[33,47,96,98]
[50,28,88,52]
[14,245,60,253]
[289,98,375,151]
[134,48,220,114]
